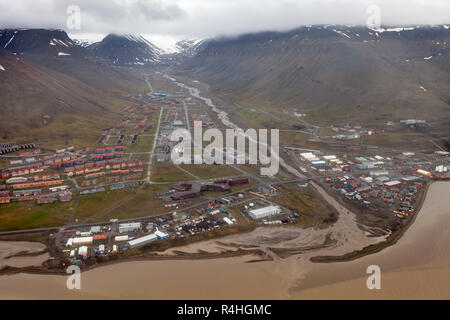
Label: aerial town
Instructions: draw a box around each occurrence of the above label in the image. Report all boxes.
[0,71,448,270]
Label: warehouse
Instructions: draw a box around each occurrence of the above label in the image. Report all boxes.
[128,233,157,248]
[384,180,402,188]
[115,235,129,242]
[248,205,281,220]
[369,170,389,177]
[300,152,319,161]
[72,236,93,245]
[402,176,420,182]
[90,226,101,233]
[356,161,376,170]
[119,222,141,233]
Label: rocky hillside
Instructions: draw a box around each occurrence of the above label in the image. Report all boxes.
[0,29,146,139]
[89,34,162,66]
[179,25,450,125]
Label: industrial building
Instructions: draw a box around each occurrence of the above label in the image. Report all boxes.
[72,236,93,245]
[128,233,157,248]
[248,205,281,220]
[384,180,402,188]
[115,235,129,241]
[90,226,101,233]
[119,222,141,233]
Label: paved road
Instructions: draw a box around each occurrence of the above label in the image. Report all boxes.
[0,226,61,236]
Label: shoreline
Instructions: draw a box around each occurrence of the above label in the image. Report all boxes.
[310,181,430,263]
[0,181,435,277]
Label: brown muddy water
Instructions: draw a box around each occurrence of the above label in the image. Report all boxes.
[0,182,448,299]
[0,241,49,269]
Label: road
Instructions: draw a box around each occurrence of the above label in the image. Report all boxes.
[143,75,164,184]
[182,100,191,132]
[145,106,163,183]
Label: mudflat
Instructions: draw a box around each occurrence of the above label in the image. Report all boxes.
[0,182,448,299]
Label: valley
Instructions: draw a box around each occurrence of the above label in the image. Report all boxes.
[0,24,449,300]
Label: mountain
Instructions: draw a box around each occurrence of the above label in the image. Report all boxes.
[0,29,77,54]
[179,25,450,125]
[0,29,146,141]
[174,39,208,57]
[89,34,162,66]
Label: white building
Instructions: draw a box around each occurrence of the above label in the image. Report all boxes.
[90,226,101,233]
[65,238,73,247]
[115,235,129,242]
[248,205,281,220]
[72,236,93,245]
[155,230,168,239]
[118,222,141,233]
[78,246,88,256]
[369,170,389,177]
[223,217,234,225]
[128,233,157,248]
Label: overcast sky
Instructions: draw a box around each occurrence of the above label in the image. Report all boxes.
[1,0,449,49]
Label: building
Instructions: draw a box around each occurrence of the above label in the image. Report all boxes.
[118,222,141,233]
[384,180,402,188]
[78,246,88,257]
[72,237,93,245]
[402,176,420,182]
[90,226,101,233]
[93,234,108,241]
[248,205,281,220]
[115,235,129,242]
[223,217,234,225]
[128,233,157,248]
[155,230,168,239]
[369,170,389,177]
[357,186,371,193]
[256,184,277,195]
[356,161,376,170]
[376,176,390,183]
